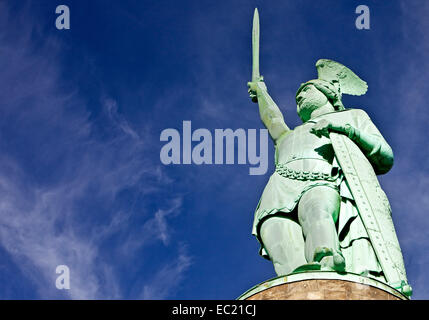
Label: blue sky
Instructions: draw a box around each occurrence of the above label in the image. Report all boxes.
[0,0,428,299]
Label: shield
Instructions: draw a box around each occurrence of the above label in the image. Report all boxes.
[330,132,410,295]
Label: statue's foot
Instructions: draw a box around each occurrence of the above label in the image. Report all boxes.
[313,246,333,262]
[318,250,346,273]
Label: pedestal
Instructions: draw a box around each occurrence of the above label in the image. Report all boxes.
[238,271,408,300]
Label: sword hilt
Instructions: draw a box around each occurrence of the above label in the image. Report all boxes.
[248,76,265,103]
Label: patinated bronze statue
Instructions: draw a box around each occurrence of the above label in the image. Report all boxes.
[247,8,412,297]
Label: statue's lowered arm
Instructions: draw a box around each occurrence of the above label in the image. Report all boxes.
[343,118,394,175]
[312,110,393,174]
[247,8,290,141]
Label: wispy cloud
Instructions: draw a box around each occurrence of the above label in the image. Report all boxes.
[141,244,192,299]
[0,2,190,299]
[105,98,140,140]
[120,197,184,254]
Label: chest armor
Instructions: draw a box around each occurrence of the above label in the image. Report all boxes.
[276,120,335,165]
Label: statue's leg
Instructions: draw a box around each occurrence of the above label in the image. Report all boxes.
[298,186,344,270]
[260,215,306,276]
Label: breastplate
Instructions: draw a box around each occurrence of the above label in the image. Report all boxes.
[276,121,335,168]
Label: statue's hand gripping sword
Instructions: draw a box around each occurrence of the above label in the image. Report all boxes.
[248,8,265,103]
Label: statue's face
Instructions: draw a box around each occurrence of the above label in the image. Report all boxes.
[296,84,329,122]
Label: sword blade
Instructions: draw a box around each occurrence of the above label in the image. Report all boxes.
[252,8,260,82]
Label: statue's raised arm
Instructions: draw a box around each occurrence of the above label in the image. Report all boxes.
[247,8,290,142]
[248,80,291,141]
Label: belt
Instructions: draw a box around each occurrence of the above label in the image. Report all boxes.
[275,163,339,182]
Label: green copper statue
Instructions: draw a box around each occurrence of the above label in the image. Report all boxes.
[247,8,412,297]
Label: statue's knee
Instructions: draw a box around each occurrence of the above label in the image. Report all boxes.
[300,207,332,224]
[315,209,332,221]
